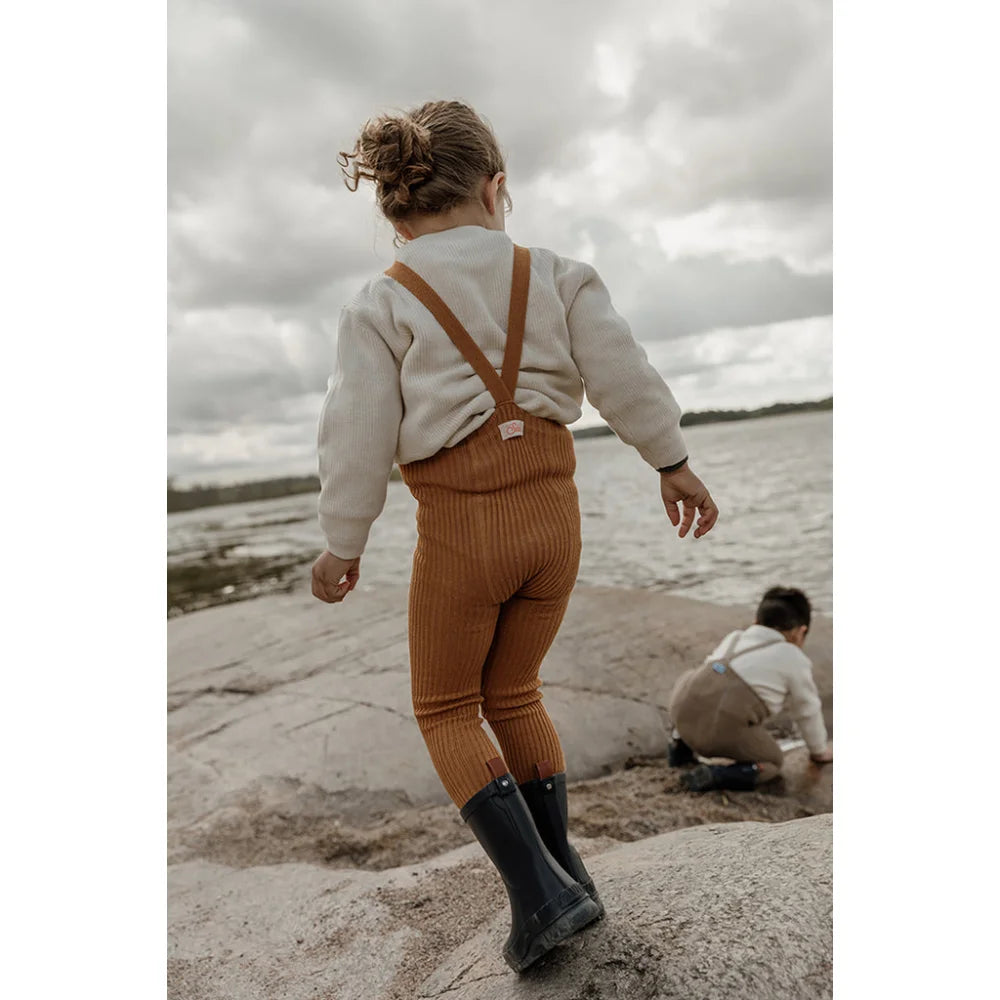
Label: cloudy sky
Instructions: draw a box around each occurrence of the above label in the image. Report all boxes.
[168,0,831,486]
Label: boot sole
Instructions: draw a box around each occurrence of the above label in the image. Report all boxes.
[504,895,603,973]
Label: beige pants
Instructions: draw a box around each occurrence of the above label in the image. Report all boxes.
[670,661,784,768]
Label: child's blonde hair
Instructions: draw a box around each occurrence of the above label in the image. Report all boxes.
[338,100,512,220]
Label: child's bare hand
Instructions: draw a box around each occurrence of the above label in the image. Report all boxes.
[311,551,361,604]
[660,465,719,539]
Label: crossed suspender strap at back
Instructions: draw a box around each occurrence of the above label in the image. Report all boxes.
[385,244,531,406]
[720,630,785,664]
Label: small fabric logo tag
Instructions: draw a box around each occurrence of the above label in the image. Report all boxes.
[499,419,525,441]
[712,662,726,674]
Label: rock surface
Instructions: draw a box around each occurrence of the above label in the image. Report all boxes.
[168,585,833,999]
[169,814,832,1000]
[168,585,832,849]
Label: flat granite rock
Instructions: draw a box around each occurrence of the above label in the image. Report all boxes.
[168,585,832,842]
[169,814,832,1000]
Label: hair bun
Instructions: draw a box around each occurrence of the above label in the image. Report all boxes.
[340,100,508,222]
[359,115,433,211]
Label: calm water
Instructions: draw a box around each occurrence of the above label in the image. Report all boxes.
[168,411,832,615]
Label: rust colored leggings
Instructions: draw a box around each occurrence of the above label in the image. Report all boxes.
[401,399,581,807]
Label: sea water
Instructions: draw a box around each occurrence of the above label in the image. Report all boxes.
[168,411,832,616]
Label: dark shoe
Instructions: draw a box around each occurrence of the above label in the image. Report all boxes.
[667,738,696,767]
[681,762,760,792]
[519,770,605,918]
[461,772,602,972]
[681,763,717,791]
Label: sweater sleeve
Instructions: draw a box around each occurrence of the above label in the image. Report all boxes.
[785,658,829,755]
[560,261,687,470]
[316,304,402,559]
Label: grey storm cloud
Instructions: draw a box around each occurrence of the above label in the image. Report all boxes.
[170,175,374,310]
[167,308,337,433]
[631,0,828,120]
[168,0,831,482]
[629,254,831,341]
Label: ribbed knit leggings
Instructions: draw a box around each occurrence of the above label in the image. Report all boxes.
[401,398,581,808]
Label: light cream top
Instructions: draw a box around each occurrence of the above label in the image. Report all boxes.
[317,226,688,558]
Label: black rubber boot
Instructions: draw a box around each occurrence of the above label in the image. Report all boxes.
[519,771,605,918]
[667,738,696,767]
[681,762,760,792]
[461,772,602,972]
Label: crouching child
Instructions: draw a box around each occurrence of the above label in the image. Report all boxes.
[668,586,833,792]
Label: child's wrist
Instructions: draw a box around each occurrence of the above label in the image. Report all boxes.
[657,456,689,475]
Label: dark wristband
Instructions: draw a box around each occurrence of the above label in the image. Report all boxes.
[657,456,689,474]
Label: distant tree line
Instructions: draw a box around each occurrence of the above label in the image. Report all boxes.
[167,475,321,513]
[679,396,832,427]
[567,396,832,437]
[168,397,832,512]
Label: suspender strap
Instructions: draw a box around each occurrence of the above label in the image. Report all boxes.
[501,245,530,395]
[728,637,785,663]
[384,245,531,406]
[713,630,785,666]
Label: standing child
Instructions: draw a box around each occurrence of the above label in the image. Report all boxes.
[669,586,833,791]
[311,100,719,972]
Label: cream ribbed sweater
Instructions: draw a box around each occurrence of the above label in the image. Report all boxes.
[317,226,687,558]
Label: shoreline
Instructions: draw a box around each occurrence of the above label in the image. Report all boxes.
[168,561,834,622]
[167,409,832,617]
